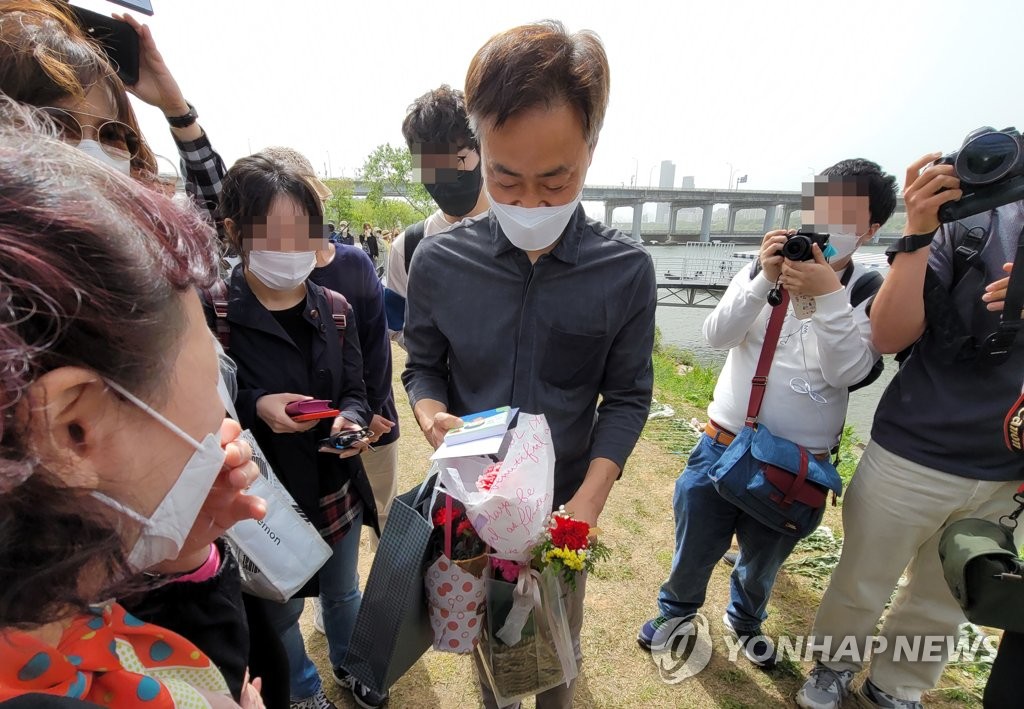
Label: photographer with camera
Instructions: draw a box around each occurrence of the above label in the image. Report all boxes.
[797,143,1024,709]
[640,160,897,667]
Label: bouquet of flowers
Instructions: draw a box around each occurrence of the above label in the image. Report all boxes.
[423,494,489,654]
[532,507,611,591]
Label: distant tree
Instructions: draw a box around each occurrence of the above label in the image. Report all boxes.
[323,178,355,224]
[360,143,434,218]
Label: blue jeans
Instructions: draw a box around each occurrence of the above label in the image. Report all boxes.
[657,434,800,633]
[263,509,363,700]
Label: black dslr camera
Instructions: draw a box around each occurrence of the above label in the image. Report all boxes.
[937,127,1024,222]
[781,230,830,262]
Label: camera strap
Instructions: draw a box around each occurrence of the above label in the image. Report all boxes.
[978,229,1024,365]
[745,288,790,427]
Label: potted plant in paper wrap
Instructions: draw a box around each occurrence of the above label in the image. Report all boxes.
[435,413,609,705]
[424,494,489,654]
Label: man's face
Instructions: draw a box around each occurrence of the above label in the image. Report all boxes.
[412,141,480,185]
[479,103,592,208]
[801,178,873,237]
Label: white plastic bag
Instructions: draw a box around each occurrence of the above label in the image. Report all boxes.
[225,430,332,602]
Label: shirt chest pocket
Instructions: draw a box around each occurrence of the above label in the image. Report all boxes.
[540,326,608,389]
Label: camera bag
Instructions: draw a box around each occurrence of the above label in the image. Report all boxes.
[706,287,843,538]
[939,486,1024,633]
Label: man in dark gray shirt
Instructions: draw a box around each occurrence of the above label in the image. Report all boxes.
[402,21,654,709]
[797,153,1024,709]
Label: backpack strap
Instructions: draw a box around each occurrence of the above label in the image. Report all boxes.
[848,269,883,310]
[845,267,886,393]
[403,220,427,269]
[323,288,348,352]
[200,279,231,350]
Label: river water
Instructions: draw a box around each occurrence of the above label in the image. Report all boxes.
[645,242,894,440]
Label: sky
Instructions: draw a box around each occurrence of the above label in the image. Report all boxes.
[76,0,1024,195]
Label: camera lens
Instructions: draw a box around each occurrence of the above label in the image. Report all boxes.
[782,235,811,261]
[956,132,1020,186]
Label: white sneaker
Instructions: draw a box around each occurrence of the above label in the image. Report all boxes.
[312,597,325,635]
[795,662,855,709]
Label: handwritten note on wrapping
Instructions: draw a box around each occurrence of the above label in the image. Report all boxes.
[436,413,555,560]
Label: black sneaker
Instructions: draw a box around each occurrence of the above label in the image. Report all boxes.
[333,667,389,709]
[721,613,776,669]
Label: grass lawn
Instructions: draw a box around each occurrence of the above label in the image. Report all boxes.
[300,342,991,708]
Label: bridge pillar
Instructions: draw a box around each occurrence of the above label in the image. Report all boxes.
[779,207,794,230]
[726,206,738,233]
[762,205,776,233]
[631,200,644,242]
[699,203,713,242]
[668,204,679,234]
[604,203,614,226]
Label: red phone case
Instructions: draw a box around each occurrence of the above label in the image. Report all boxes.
[285,400,340,422]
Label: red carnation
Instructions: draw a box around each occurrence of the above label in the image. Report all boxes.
[550,516,590,550]
[433,507,451,527]
[456,518,474,537]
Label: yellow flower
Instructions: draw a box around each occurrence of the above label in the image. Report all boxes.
[545,546,585,572]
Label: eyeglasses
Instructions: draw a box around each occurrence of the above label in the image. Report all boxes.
[790,377,827,404]
[41,107,141,161]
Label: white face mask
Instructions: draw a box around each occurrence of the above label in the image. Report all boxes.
[825,225,866,261]
[247,250,316,290]
[487,190,582,252]
[76,139,131,176]
[92,379,225,571]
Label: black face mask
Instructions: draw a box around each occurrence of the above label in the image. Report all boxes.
[424,162,482,218]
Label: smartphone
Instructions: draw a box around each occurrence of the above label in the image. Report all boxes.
[106,0,154,16]
[70,6,141,85]
[285,399,341,422]
[319,429,371,451]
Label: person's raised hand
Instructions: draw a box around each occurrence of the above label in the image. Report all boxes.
[759,229,791,284]
[902,153,961,237]
[780,243,842,297]
[114,14,190,117]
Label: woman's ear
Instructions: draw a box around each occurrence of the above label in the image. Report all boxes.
[25,367,115,490]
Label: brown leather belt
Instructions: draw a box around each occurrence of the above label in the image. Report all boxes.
[704,420,832,461]
[705,420,736,446]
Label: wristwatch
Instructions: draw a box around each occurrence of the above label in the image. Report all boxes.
[885,230,937,265]
[166,101,198,129]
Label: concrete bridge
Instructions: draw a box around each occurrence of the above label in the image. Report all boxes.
[348,181,907,242]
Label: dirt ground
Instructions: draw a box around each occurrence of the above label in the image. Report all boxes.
[299,345,984,708]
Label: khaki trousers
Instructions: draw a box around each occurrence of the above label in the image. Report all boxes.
[811,440,1020,701]
[359,439,399,548]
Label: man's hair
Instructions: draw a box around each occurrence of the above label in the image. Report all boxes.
[820,159,899,226]
[464,20,610,149]
[401,84,477,152]
[327,222,335,231]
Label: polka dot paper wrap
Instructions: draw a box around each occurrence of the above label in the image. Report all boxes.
[424,554,488,654]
